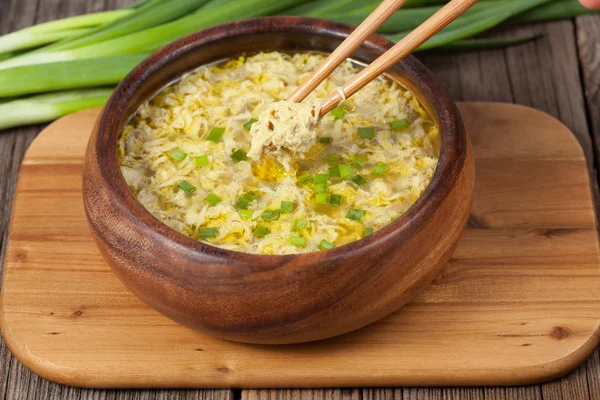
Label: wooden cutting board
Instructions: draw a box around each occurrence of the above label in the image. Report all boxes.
[1,102,599,389]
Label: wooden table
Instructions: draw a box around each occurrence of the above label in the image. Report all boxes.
[0,0,599,399]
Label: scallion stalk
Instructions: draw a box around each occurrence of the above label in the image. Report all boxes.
[439,34,543,51]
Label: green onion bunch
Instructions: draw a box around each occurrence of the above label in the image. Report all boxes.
[0,0,597,131]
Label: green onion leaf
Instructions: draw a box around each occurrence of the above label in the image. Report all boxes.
[316,193,329,204]
[198,227,218,238]
[373,162,389,176]
[363,227,374,237]
[338,164,352,179]
[351,174,367,186]
[353,155,367,169]
[236,198,250,209]
[319,137,333,144]
[195,155,208,167]
[326,153,340,166]
[331,103,345,120]
[315,182,328,193]
[329,166,341,178]
[231,149,248,162]
[318,239,335,250]
[253,225,270,237]
[358,127,375,139]
[391,118,410,131]
[262,209,280,221]
[239,209,253,219]
[293,219,307,232]
[178,180,196,194]
[206,127,225,142]
[298,173,314,184]
[329,194,342,206]
[169,148,187,161]
[315,173,329,184]
[290,236,307,248]
[205,193,222,206]
[243,118,258,131]
[346,208,365,221]
[281,201,295,213]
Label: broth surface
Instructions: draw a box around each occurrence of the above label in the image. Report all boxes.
[118,52,439,254]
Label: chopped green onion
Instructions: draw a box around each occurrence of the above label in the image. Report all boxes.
[373,162,389,176]
[205,193,222,206]
[319,136,333,144]
[231,149,248,162]
[206,127,225,142]
[315,182,328,193]
[353,155,367,169]
[293,219,307,232]
[290,236,307,248]
[338,164,352,179]
[315,173,329,184]
[239,209,253,219]
[329,194,342,206]
[242,191,260,201]
[243,118,258,131]
[168,148,187,161]
[329,166,340,178]
[198,227,218,238]
[318,239,335,250]
[363,227,374,237]
[298,173,314,184]
[358,127,375,139]
[346,208,365,221]
[316,193,329,204]
[195,155,209,167]
[178,180,196,194]
[236,198,250,209]
[281,201,295,213]
[391,118,410,131]
[351,174,367,186]
[262,209,280,221]
[253,225,270,237]
[326,154,340,166]
[331,103,345,119]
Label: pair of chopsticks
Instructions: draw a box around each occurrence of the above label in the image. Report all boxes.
[287,0,479,117]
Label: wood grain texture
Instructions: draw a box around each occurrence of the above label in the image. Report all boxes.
[2,102,599,389]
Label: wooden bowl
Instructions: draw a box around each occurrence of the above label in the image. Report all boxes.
[83,17,474,344]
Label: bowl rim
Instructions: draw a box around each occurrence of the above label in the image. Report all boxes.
[93,16,467,265]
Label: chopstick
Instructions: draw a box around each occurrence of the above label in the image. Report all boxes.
[286,0,409,104]
[318,0,479,117]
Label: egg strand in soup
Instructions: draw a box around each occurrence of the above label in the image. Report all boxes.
[118,52,439,254]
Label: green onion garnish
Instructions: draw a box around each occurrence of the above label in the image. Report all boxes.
[198,227,218,238]
[315,182,328,193]
[231,149,248,162]
[298,173,314,184]
[326,154,340,166]
[338,164,352,179]
[316,193,329,204]
[290,236,307,248]
[315,173,328,184]
[169,148,187,161]
[178,180,196,193]
[351,174,367,186]
[243,118,258,131]
[195,155,208,167]
[373,162,389,176]
[358,127,375,139]
[331,103,345,120]
[239,209,253,219]
[236,198,250,209]
[262,209,280,221]
[253,225,270,237]
[390,118,410,131]
[329,166,340,178]
[353,155,367,169]
[363,227,374,237]
[206,127,225,142]
[205,193,222,206]
[236,191,261,208]
[281,201,295,213]
[319,137,333,144]
[346,208,365,221]
[319,240,335,250]
[329,194,342,206]
[293,219,307,232]
[242,191,260,201]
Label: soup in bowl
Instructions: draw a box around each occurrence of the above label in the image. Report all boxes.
[83,17,473,344]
